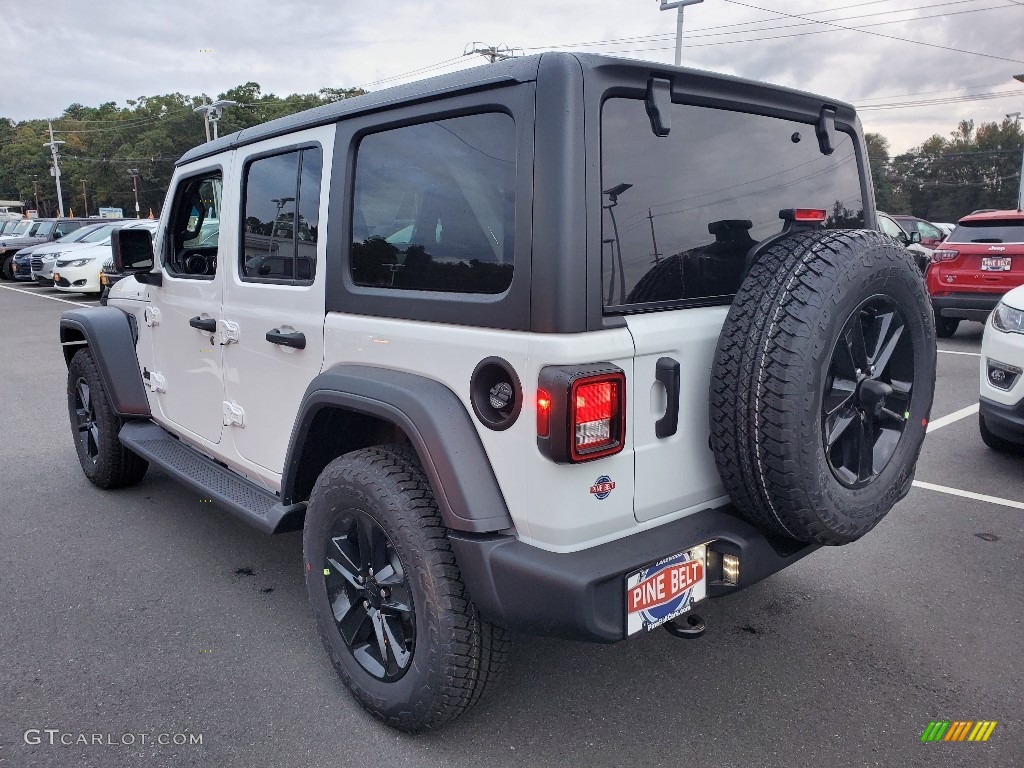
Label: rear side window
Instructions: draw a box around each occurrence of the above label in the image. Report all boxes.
[948,220,1024,244]
[601,98,865,309]
[351,112,516,294]
[241,146,323,282]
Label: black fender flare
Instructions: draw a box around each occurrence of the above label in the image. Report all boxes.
[59,307,150,418]
[283,366,514,534]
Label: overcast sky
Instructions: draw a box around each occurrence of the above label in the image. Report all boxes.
[2,0,1023,153]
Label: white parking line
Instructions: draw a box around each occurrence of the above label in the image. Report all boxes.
[927,404,979,433]
[0,284,91,307]
[912,480,1024,510]
[938,349,981,357]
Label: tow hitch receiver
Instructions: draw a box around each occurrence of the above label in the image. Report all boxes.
[664,613,706,640]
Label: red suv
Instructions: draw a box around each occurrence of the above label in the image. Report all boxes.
[927,210,1024,337]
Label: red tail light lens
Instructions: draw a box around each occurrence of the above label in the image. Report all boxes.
[779,208,827,223]
[570,373,625,461]
[536,388,551,437]
[930,249,959,264]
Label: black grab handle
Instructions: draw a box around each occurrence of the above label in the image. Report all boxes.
[655,357,680,438]
[265,329,306,350]
[189,316,217,332]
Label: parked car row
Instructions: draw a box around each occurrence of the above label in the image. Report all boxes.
[0,217,100,279]
[0,218,158,296]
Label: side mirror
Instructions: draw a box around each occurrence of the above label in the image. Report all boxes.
[111,228,162,286]
[909,231,922,244]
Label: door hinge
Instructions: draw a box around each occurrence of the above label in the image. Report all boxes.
[219,320,240,345]
[143,306,161,327]
[144,370,167,393]
[222,400,245,427]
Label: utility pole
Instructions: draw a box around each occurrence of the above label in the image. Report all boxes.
[464,42,520,63]
[81,179,88,218]
[32,175,40,213]
[658,0,705,66]
[1014,74,1024,210]
[194,99,237,142]
[128,168,141,217]
[43,120,65,217]
[648,207,662,264]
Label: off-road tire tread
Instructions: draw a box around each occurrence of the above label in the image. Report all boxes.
[307,444,511,732]
[67,348,149,489]
[710,229,931,545]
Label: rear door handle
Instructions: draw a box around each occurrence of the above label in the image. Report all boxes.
[655,357,680,438]
[189,316,217,332]
[266,329,306,349]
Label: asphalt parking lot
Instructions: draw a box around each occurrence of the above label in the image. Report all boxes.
[0,282,1021,768]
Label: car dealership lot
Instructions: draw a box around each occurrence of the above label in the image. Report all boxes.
[0,285,1021,768]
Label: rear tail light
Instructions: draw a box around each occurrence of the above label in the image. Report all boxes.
[930,249,959,264]
[537,365,626,463]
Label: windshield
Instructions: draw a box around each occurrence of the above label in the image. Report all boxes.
[57,225,104,243]
[948,220,1024,244]
[11,220,34,236]
[1,220,20,235]
[79,224,120,243]
[601,98,865,309]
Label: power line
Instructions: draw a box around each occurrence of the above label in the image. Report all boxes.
[722,0,1024,64]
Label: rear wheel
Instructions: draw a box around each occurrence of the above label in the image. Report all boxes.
[935,315,960,339]
[710,230,936,545]
[0,254,13,280]
[66,348,149,488]
[304,444,512,731]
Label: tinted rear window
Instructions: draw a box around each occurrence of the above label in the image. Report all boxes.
[948,220,1024,244]
[601,98,865,309]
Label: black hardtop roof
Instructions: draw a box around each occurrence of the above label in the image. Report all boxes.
[176,52,857,167]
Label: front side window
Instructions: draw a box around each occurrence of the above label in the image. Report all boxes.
[601,98,865,309]
[166,173,222,278]
[31,221,54,237]
[351,112,516,294]
[241,146,322,282]
[53,221,81,238]
[878,215,906,240]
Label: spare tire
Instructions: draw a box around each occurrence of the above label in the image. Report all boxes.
[710,229,936,545]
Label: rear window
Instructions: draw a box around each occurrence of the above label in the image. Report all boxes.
[601,98,865,309]
[948,220,1024,244]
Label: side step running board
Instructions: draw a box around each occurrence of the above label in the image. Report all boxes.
[119,421,305,534]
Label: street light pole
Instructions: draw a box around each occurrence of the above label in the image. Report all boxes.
[194,99,238,142]
[81,178,88,218]
[1014,74,1024,211]
[32,175,40,213]
[658,0,705,67]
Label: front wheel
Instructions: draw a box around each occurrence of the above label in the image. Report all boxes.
[0,254,13,280]
[303,444,512,731]
[67,348,149,488]
[979,413,1024,453]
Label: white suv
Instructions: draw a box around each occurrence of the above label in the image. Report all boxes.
[59,53,936,731]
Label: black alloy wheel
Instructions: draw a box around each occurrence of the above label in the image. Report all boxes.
[323,509,415,682]
[823,295,915,489]
[73,377,101,464]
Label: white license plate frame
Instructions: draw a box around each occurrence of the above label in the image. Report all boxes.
[981,256,1011,271]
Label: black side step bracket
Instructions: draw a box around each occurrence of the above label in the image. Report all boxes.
[119,421,305,534]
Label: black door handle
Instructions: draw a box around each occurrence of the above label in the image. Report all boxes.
[266,329,306,349]
[189,316,217,332]
[655,357,680,438]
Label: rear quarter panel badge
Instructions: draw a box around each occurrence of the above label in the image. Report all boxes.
[590,475,615,500]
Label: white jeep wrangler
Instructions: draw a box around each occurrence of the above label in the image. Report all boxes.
[60,53,935,731]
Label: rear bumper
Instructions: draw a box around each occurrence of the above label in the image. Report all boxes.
[980,396,1024,445]
[450,505,817,643]
[931,293,1002,321]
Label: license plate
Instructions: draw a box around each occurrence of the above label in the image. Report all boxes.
[626,544,707,635]
[981,256,1011,271]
